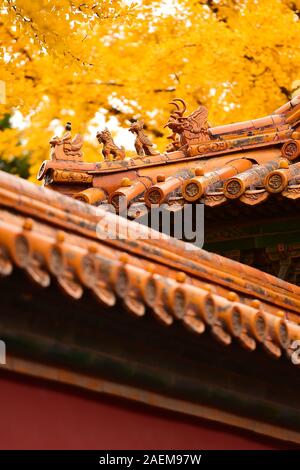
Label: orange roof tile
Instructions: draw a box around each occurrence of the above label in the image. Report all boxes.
[1,170,300,363]
[34,93,300,217]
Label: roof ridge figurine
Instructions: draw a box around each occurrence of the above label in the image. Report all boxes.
[165,98,210,152]
[39,93,300,211]
[50,122,83,162]
[96,127,126,161]
[129,119,159,156]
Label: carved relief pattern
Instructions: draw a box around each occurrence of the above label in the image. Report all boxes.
[225,180,242,195]
[268,174,283,191]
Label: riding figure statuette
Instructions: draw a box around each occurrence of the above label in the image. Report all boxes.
[50,122,83,162]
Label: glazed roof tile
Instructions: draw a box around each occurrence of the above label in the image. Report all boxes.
[35,91,300,217]
[1,170,300,363]
[184,156,300,207]
[106,152,300,210]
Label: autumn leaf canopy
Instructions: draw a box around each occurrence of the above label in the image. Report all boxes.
[1,0,300,177]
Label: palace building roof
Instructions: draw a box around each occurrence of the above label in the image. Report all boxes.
[1,169,300,362]
[3,93,300,445]
[37,94,300,217]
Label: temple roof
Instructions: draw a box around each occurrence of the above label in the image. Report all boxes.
[37,93,300,217]
[1,170,300,363]
[3,90,300,446]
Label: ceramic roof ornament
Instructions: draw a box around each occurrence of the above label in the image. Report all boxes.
[129,120,159,156]
[96,128,126,161]
[50,122,83,162]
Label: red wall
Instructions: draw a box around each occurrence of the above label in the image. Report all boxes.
[0,372,295,450]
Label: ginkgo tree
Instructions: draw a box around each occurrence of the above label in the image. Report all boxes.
[1,0,300,178]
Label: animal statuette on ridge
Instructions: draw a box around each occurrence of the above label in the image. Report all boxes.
[50,122,83,162]
[129,120,159,157]
[165,99,211,152]
[96,128,125,161]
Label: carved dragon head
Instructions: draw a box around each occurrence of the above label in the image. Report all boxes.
[165,99,188,133]
[165,99,210,141]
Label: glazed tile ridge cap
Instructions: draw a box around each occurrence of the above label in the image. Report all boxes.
[274,93,300,115]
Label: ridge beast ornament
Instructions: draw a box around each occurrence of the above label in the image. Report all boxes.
[50,122,83,162]
[96,128,125,161]
[165,99,211,152]
[129,120,159,156]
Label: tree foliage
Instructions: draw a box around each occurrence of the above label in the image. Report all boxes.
[1,0,300,177]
